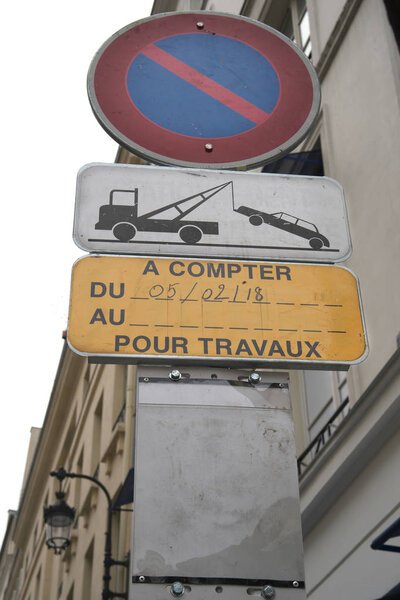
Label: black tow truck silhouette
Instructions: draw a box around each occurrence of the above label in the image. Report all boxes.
[95,182,232,244]
[234,205,330,249]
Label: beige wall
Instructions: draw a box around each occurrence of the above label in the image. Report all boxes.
[304,429,400,598]
[204,0,243,12]
[307,0,348,63]
[309,0,400,395]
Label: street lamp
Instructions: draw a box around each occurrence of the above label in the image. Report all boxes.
[44,467,128,600]
[43,480,75,554]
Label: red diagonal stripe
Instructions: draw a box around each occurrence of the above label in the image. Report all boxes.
[140,44,270,126]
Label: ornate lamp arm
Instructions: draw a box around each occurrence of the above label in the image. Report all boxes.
[51,467,128,600]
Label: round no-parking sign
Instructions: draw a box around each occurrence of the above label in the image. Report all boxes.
[88,12,320,170]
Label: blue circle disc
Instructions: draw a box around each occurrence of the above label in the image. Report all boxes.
[127,33,280,138]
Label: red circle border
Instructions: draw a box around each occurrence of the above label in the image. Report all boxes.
[89,13,319,168]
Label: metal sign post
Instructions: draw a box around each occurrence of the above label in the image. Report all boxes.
[74,163,351,263]
[130,366,305,600]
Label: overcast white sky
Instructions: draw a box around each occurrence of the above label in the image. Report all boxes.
[0,0,154,543]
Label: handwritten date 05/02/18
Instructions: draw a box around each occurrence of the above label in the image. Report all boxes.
[146,282,268,304]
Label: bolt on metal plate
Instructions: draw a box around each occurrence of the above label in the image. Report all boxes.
[261,585,275,599]
[248,373,261,384]
[170,581,185,597]
[169,370,182,381]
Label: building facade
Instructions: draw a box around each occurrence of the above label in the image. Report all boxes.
[1,1,400,599]
[0,346,136,599]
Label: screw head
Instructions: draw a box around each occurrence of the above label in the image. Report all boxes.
[169,370,182,382]
[248,372,261,385]
[171,581,185,597]
[205,143,213,152]
[138,576,145,582]
[261,586,275,599]
[261,585,275,600]
[196,21,204,29]
[293,581,300,588]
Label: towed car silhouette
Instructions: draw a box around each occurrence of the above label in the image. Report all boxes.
[234,205,330,249]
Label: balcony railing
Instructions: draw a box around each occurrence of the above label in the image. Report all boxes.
[297,398,349,476]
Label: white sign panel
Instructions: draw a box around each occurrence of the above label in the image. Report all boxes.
[74,163,351,263]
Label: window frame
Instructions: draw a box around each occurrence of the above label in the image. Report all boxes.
[278,0,313,60]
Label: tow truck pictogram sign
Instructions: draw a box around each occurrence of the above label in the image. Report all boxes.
[74,163,351,263]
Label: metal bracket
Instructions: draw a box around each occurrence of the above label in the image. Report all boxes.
[132,576,304,589]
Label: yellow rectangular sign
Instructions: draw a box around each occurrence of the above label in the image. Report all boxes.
[67,255,368,368]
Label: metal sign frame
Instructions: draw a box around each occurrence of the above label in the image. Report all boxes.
[87,11,320,170]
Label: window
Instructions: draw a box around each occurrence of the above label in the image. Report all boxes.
[303,371,335,440]
[278,1,312,60]
[297,0,311,57]
[33,523,38,545]
[336,371,350,411]
[74,450,84,513]
[34,568,41,600]
[57,409,77,468]
[82,540,94,598]
[66,584,74,600]
[83,362,91,399]
[112,365,127,428]
[91,395,103,475]
[298,369,351,474]
[262,138,324,176]
[281,9,294,41]
[384,0,400,53]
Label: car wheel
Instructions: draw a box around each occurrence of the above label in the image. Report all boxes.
[249,214,263,226]
[179,225,203,244]
[309,237,323,250]
[112,222,137,242]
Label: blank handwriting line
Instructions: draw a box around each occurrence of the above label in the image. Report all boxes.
[325,304,343,307]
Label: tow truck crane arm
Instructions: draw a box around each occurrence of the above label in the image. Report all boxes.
[139,181,233,221]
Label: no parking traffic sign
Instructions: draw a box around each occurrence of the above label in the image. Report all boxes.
[88,12,320,170]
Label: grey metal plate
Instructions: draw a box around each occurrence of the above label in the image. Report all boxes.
[74,163,351,263]
[130,366,305,600]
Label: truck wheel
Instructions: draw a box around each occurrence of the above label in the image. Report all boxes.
[309,237,323,250]
[179,225,202,244]
[249,214,263,226]
[113,222,137,242]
